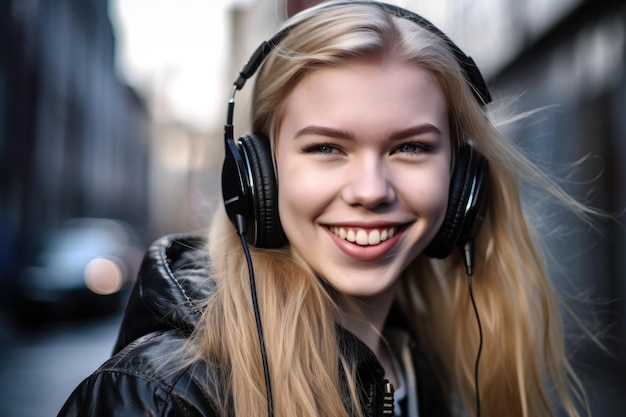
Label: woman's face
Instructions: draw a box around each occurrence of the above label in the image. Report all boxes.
[274,60,451,300]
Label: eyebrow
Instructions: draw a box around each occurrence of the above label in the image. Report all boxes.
[293,124,442,141]
[389,124,442,141]
[293,125,354,140]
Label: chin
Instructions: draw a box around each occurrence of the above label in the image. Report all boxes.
[321,271,400,300]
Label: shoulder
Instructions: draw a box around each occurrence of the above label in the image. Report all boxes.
[113,234,212,354]
[58,330,219,417]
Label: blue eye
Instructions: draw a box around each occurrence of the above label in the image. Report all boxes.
[393,142,433,154]
[316,144,336,153]
[303,143,341,154]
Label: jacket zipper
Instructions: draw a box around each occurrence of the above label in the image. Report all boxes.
[383,380,394,415]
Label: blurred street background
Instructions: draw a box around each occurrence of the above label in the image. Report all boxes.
[1,0,624,416]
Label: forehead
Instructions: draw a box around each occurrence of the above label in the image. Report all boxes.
[276,59,449,139]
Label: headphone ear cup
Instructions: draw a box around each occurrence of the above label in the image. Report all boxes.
[222,136,254,234]
[238,134,285,248]
[424,144,489,259]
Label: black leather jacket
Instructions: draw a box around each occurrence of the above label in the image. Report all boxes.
[58,234,452,417]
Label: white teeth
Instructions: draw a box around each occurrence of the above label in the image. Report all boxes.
[368,229,380,245]
[331,226,397,246]
[356,230,368,245]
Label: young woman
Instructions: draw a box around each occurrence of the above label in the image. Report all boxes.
[58,2,593,417]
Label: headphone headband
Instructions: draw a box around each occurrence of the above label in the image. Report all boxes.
[230,1,492,105]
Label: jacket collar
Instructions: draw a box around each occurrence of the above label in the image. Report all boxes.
[113,234,210,354]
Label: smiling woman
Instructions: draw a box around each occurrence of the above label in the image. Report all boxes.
[58,2,597,417]
[275,61,451,302]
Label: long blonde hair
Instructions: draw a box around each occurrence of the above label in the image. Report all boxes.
[187,2,593,416]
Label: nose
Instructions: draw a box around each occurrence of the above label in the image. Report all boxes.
[341,156,396,209]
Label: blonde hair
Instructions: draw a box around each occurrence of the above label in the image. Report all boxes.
[187,2,593,417]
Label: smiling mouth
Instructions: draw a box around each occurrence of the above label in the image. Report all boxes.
[329,226,399,246]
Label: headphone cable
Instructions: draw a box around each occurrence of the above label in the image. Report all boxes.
[236,215,275,417]
[463,239,483,417]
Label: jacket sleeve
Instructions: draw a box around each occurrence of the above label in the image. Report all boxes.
[57,369,216,417]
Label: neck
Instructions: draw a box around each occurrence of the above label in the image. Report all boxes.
[337,284,400,386]
[336,283,398,359]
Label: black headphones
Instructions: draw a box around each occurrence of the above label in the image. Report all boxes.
[222,1,491,259]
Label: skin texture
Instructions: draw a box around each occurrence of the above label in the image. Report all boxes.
[274,59,452,356]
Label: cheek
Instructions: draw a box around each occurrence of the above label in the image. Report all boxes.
[402,169,451,223]
[276,162,333,229]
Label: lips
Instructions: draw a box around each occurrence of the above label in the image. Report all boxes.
[329,226,397,246]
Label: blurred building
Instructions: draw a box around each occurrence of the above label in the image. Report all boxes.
[108,1,227,239]
[0,0,150,306]
[226,0,625,415]
[479,1,626,415]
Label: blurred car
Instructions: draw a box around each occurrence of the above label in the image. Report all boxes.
[16,218,144,322]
